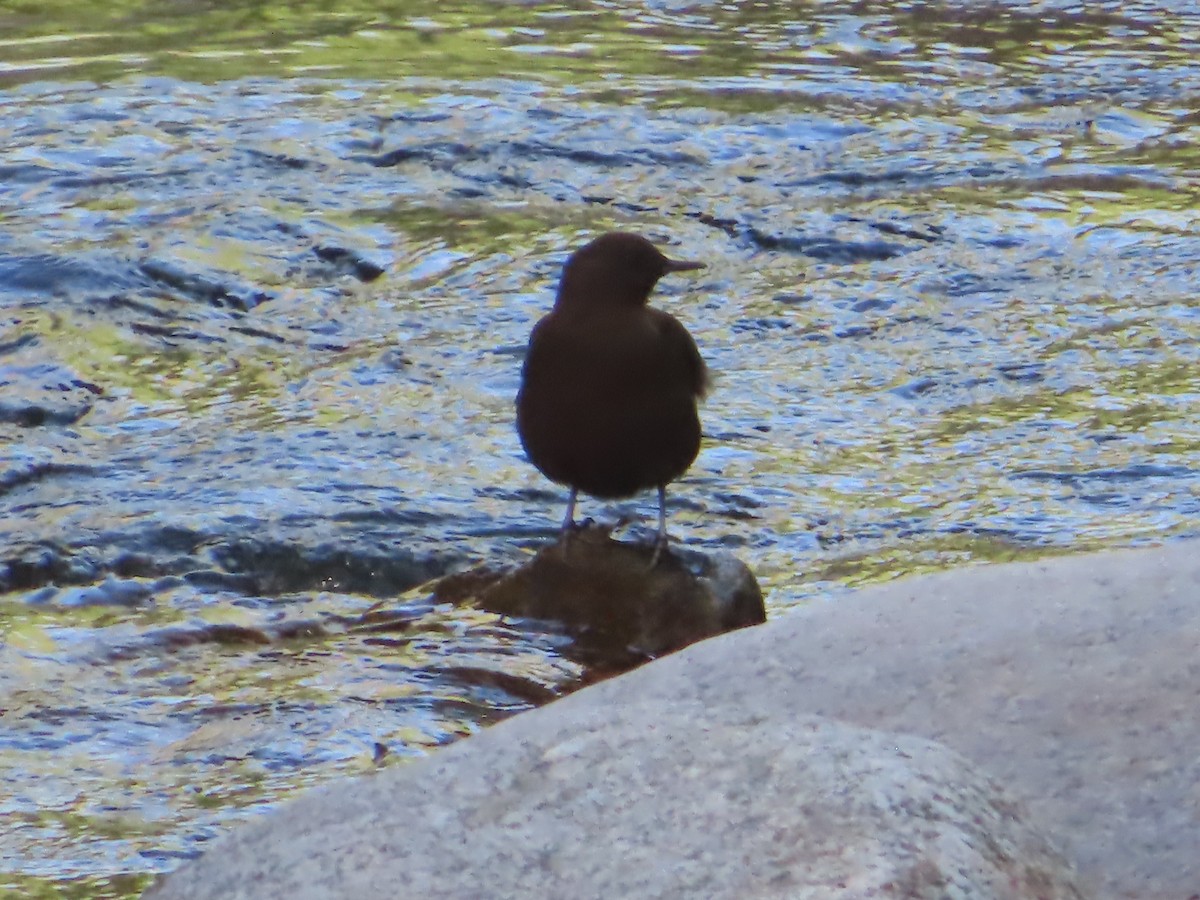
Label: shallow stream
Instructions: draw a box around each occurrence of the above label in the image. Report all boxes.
[2,2,1199,895]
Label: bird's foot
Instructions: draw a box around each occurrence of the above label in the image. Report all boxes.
[561,516,596,538]
[648,532,669,569]
[559,517,596,561]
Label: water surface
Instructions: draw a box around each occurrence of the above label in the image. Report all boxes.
[2,1,1200,896]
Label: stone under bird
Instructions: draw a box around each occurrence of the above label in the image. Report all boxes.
[516,231,708,563]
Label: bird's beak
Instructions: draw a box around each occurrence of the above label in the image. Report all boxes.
[663,257,705,273]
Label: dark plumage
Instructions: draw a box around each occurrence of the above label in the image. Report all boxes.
[516,232,708,560]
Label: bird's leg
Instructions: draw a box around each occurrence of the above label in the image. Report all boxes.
[561,487,578,534]
[560,487,582,561]
[648,484,668,568]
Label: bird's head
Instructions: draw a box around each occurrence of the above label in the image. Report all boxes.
[555,232,704,310]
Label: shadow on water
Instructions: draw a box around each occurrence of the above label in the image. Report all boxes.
[3,0,1200,895]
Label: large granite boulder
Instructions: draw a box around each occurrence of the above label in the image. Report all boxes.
[146,703,1081,899]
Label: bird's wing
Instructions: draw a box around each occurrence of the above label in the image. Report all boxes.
[652,310,709,400]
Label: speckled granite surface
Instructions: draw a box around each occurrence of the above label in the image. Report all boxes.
[148,540,1199,899]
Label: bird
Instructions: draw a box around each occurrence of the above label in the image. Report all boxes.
[516,231,708,564]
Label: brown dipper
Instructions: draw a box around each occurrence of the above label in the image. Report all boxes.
[516,232,707,561]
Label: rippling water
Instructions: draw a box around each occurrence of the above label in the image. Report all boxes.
[2,2,1200,895]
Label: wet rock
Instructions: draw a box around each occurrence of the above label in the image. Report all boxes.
[112,550,161,578]
[890,376,938,399]
[206,536,454,597]
[144,707,1083,900]
[850,296,893,312]
[2,534,187,593]
[311,245,386,282]
[139,258,272,310]
[870,219,943,242]
[833,323,878,339]
[140,622,275,653]
[360,141,478,168]
[431,665,560,707]
[437,524,764,667]
[998,361,1046,382]
[745,226,909,262]
[771,291,813,305]
[730,316,792,333]
[0,397,93,427]
[228,323,287,344]
[508,138,703,168]
[181,570,261,593]
[0,459,96,496]
[0,333,38,355]
[377,348,411,371]
[22,585,59,604]
[245,148,312,170]
[740,210,943,263]
[1,523,461,600]
[2,542,103,591]
[0,251,144,298]
[0,356,102,427]
[53,575,154,608]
